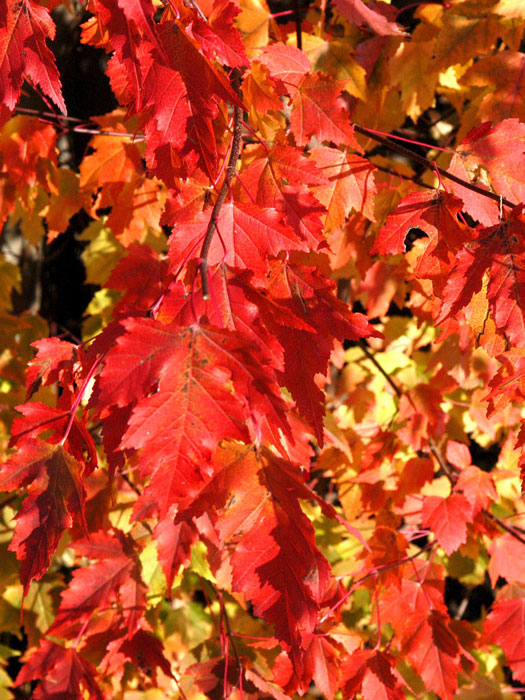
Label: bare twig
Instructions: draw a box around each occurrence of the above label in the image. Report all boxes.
[0,493,20,510]
[428,437,456,482]
[184,0,207,21]
[352,122,517,209]
[294,0,303,50]
[359,340,401,398]
[13,105,515,211]
[358,341,456,480]
[485,511,525,546]
[217,590,242,667]
[358,342,525,548]
[199,74,243,299]
[321,542,435,622]
[14,106,143,139]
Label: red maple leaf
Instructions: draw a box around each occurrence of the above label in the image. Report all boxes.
[486,348,525,412]
[168,200,311,274]
[190,655,287,700]
[229,450,333,668]
[141,19,243,180]
[106,244,170,318]
[85,0,243,183]
[14,640,103,699]
[239,143,327,248]
[258,260,379,443]
[25,337,77,397]
[422,493,472,556]
[0,0,66,121]
[378,570,446,638]
[101,629,173,684]
[48,529,146,640]
[341,649,406,700]
[454,465,497,516]
[311,145,377,230]
[258,44,311,91]
[290,73,362,149]
[166,443,334,671]
[157,266,287,372]
[448,119,525,221]
[302,634,343,699]
[186,0,249,69]
[0,439,87,591]
[438,206,525,345]
[333,0,406,36]
[94,317,289,517]
[243,142,327,193]
[10,401,98,475]
[371,190,467,277]
[154,511,196,590]
[357,526,408,587]
[401,610,462,699]
[485,595,525,682]
[488,534,525,586]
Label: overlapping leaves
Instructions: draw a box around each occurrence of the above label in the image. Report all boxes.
[1,0,525,698]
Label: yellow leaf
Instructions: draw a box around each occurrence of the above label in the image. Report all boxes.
[0,258,19,311]
[439,65,463,90]
[140,540,167,599]
[107,176,167,246]
[242,63,286,138]
[432,3,505,69]
[302,35,367,101]
[43,165,86,241]
[390,39,438,121]
[421,475,451,498]
[494,0,525,19]
[10,194,47,246]
[238,0,272,54]
[80,218,125,286]
[460,51,525,125]
[189,541,215,583]
[82,288,119,340]
[351,86,405,147]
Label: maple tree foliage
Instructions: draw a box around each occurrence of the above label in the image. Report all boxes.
[1,0,525,698]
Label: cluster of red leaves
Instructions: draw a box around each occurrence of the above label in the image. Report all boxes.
[1,0,525,698]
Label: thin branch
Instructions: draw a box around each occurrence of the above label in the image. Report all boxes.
[172,675,190,700]
[359,342,456,477]
[485,511,525,546]
[358,342,525,547]
[372,162,435,189]
[359,340,401,398]
[0,493,20,510]
[359,341,461,481]
[321,542,435,622]
[294,0,303,50]
[352,122,517,209]
[199,74,243,299]
[217,590,242,667]
[14,106,143,139]
[120,471,142,496]
[364,126,457,156]
[185,0,207,21]
[13,105,517,211]
[428,437,456,482]
[61,353,106,446]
